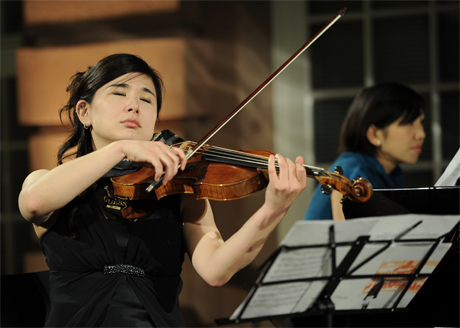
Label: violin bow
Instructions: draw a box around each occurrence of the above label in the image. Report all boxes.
[147,7,347,192]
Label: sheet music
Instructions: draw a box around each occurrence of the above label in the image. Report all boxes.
[367,214,459,241]
[292,280,328,313]
[435,148,460,186]
[262,248,329,283]
[331,242,452,310]
[280,218,379,246]
[230,282,311,320]
[228,215,458,322]
[349,242,451,276]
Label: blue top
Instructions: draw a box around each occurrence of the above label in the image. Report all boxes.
[304,152,404,220]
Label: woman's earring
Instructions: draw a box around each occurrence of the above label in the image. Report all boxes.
[376,140,381,146]
[84,123,90,129]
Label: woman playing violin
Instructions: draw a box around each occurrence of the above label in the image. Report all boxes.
[18,53,306,327]
[304,83,425,222]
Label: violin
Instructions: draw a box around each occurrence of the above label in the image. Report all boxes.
[109,7,373,210]
[111,140,373,204]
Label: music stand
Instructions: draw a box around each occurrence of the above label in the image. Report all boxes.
[215,215,459,327]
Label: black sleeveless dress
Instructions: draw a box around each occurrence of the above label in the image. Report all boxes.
[39,177,186,327]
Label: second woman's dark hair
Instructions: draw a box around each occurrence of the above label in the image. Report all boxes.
[57,54,164,164]
[339,83,425,156]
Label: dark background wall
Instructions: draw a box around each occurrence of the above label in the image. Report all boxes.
[1,1,459,327]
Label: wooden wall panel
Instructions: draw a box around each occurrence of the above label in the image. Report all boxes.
[16,38,186,126]
[23,0,180,25]
[28,129,69,171]
[24,251,49,273]
[15,2,273,326]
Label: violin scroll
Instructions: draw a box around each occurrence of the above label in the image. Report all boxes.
[351,175,373,202]
[316,171,373,203]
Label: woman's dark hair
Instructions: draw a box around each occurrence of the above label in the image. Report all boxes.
[339,82,425,156]
[57,53,164,164]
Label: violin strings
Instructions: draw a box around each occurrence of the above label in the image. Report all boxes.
[193,149,269,167]
[188,144,320,171]
[208,145,328,173]
[184,144,276,167]
[175,142,330,176]
[180,142,312,167]
[202,143,329,175]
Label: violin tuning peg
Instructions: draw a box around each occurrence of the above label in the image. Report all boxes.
[352,175,362,182]
[321,184,333,196]
[334,166,344,175]
[340,193,351,204]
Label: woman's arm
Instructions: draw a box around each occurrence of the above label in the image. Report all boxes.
[330,190,346,221]
[19,140,186,226]
[182,154,306,287]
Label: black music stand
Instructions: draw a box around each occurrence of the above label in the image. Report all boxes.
[215,216,458,327]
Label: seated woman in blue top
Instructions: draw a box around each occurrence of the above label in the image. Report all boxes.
[304,82,426,221]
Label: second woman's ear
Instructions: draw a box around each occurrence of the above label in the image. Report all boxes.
[366,124,383,147]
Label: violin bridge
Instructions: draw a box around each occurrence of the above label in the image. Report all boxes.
[179,141,194,159]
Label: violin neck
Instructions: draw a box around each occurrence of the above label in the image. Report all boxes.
[201,149,327,178]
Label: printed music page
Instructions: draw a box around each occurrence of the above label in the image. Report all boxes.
[435,148,460,186]
[331,242,452,310]
[367,214,459,241]
[262,247,329,283]
[230,282,311,320]
[229,215,459,321]
[280,218,379,246]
